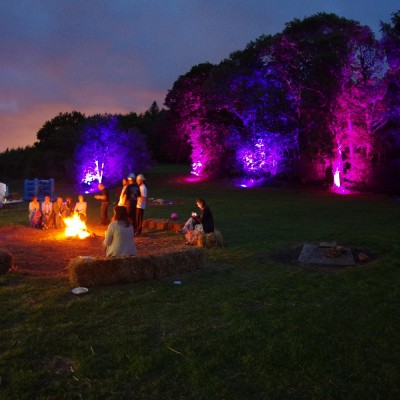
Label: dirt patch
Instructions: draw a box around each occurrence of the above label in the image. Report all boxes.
[0,224,185,277]
[270,243,375,271]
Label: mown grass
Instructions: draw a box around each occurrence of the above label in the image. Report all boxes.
[1,165,400,399]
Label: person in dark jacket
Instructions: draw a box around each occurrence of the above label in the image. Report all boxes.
[193,198,214,233]
[181,198,215,234]
[125,174,140,228]
[94,183,109,225]
[184,198,214,244]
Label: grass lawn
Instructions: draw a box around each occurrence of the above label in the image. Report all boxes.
[1,165,400,399]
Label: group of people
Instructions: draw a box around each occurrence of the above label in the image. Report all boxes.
[113,173,147,235]
[28,195,86,229]
[28,174,214,259]
[102,173,147,257]
[103,195,214,257]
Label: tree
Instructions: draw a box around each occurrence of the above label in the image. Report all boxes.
[36,111,86,151]
[328,26,386,190]
[267,13,389,188]
[35,111,86,180]
[206,37,298,179]
[73,115,153,189]
[380,9,400,152]
[165,63,222,176]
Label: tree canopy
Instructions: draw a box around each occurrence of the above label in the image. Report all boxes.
[1,10,400,193]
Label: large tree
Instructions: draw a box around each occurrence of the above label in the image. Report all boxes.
[328,25,385,190]
[165,63,225,177]
[73,114,153,189]
[207,37,298,179]
[35,111,86,180]
[269,14,366,181]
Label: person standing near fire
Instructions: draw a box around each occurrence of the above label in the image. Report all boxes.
[117,178,128,207]
[94,183,109,225]
[74,194,87,221]
[135,174,147,235]
[125,174,140,228]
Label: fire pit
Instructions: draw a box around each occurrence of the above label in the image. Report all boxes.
[63,215,91,239]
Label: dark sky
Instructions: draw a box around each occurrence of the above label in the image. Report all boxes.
[0,0,398,151]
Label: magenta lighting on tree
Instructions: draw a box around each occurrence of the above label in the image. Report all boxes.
[162,12,400,193]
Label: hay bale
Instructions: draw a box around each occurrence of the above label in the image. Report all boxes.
[156,219,169,230]
[67,248,205,287]
[196,230,224,248]
[142,219,150,228]
[0,248,13,274]
[168,222,182,232]
[147,219,157,229]
[152,249,205,279]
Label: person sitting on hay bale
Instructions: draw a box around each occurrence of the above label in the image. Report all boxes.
[29,195,42,228]
[0,248,14,274]
[103,206,137,257]
[53,197,67,229]
[41,195,54,230]
[64,196,75,217]
[184,198,214,245]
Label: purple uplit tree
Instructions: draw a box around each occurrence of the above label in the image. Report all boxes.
[163,11,400,192]
[73,115,153,190]
[208,38,298,179]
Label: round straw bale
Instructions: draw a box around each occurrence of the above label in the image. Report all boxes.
[0,248,14,274]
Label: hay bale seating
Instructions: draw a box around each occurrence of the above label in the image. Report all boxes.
[0,248,14,274]
[144,218,223,242]
[143,219,224,248]
[156,219,170,230]
[168,221,183,232]
[144,218,181,232]
[196,230,224,248]
[68,247,205,287]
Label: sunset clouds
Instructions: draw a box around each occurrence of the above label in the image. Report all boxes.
[0,0,397,151]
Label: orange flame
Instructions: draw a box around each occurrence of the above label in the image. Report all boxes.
[63,214,90,239]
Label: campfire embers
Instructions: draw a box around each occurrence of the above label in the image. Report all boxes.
[63,215,91,239]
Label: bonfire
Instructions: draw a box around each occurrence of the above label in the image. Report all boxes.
[63,214,91,239]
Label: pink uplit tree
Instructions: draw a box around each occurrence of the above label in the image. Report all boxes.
[163,11,400,192]
[329,26,386,190]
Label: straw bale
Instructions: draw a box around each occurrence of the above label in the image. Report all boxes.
[156,219,169,230]
[0,248,13,274]
[168,222,182,232]
[68,248,205,287]
[196,230,224,248]
[147,219,157,229]
[144,218,183,232]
